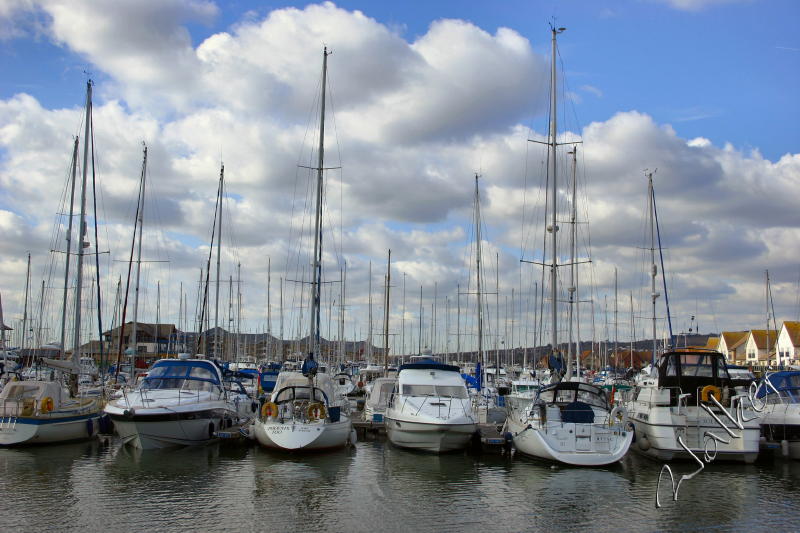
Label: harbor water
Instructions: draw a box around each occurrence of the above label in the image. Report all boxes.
[1,437,798,532]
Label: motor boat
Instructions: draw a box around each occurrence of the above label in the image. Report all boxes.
[506,381,632,466]
[385,359,477,453]
[104,356,249,449]
[0,380,102,446]
[752,371,800,459]
[251,371,353,451]
[626,349,760,463]
[364,376,396,423]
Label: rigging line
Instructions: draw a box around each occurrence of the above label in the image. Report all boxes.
[195,171,223,354]
[325,72,345,267]
[89,106,105,369]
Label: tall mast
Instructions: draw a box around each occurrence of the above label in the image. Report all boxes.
[630,291,634,369]
[214,164,224,358]
[21,252,31,353]
[267,257,271,358]
[130,144,147,360]
[418,285,423,354]
[548,26,565,361]
[367,261,373,360]
[474,175,485,382]
[383,249,391,375]
[71,81,93,395]
[36,279,45,350]
[310,47,330,359]
[402,272,407,357]
[614,266,619,366]
[279,277,284,360]
[648,172,660,365]
[566,146,577,379]
[60,137,79,358]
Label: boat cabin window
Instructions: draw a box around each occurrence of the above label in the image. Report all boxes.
[679,353,714,377]
[142,364,220,392]
[665,357,678,377]
[273,387,327,404]
[401,384,468,399]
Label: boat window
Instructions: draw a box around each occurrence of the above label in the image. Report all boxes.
[554,389,575,403]
[402,384,436,396]
[538,389,556,403]
[378,383,395,404]
[681,354,713,377]
[665,356,678,377]
[576,389,607,409]
[715,357,729,379]
[435,386,468,399]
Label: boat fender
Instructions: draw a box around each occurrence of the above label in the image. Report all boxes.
[700,385,721,403]
[40,396,54,414]
[123,408,135,419]
[208,422,215,439]
[99,414,113,434]
[638,432,651,451]
[86,418,94,437]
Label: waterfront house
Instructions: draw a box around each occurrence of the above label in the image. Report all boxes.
[776,321,800,366]
[743,329,778,367]
[720,331,750,364]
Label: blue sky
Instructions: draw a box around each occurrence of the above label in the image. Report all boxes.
[2,0,798,160]
[0,0,798,350]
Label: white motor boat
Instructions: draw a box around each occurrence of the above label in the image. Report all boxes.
[332,372,356,397]
[627,349,760,463]
[364,376,396,423]
[385,359,477,453]
[752,371,800,460]
[251,371,353,451]
[0,380,102,446]
[104,357,248,450]
[506,381,633,466]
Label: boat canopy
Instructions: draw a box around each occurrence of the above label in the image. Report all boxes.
[365,378,396,409]
[399,359,460,373]
[537,381,610,410]
[655,350,733,404]
[141,359,222,391]
[757,371,800,401]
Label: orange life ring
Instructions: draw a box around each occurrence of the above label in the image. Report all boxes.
[307,402,326,421]
[700,385,721,403]
[260,401,279,419]
[40,396,55,413]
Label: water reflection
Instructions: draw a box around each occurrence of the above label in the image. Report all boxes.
[0,437,797,532]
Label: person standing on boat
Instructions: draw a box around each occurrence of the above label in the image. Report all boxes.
[302,352,318,378]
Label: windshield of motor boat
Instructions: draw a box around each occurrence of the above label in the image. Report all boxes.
[757,372,800,402]
[658,351,730,381]
[272,386,329,405]
[141,362,221,392]
[399,384,468,399]
[537,383,609,410]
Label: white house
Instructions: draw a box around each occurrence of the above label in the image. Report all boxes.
[743,329,778,366]
[776,321,800,366]
[716,331,749,363]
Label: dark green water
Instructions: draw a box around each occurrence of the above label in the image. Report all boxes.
[0,436,797,532]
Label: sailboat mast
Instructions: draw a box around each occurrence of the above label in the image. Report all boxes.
[567,146,577,379]
[310,47,330,359]
[60,137,79,359]
[21,252,31,353]
[214,164,224,358]
[383,249,391,375]
[474,175,484,382]
[368,261,373,360]
[71,81,93,392]
[548,26,564,361]
[648,172,659,365]
[130,144,147,357]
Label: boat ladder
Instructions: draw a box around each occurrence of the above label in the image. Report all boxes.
[0,415,18,431]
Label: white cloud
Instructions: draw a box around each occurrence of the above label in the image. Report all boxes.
[0,2,797,351]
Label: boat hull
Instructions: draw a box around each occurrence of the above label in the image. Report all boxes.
[0,412,101,446]
[384,417,476,453]
[629,410,761,463]
[507,417,632,466]
[252,417,352,451]
[108,409,231,449]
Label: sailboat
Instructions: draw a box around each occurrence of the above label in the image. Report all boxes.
[625,174,760,462]
[104,151,252,449]
[505,27,633,466]
[0,81,103,446]
[251,47,353,452]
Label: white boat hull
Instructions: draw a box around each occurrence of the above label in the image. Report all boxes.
[109,413,229,449]
[385,417,476,453]
[0,411,101,446]
[507,417,632,466]
[629,407,760,463]
[252,417,352,451]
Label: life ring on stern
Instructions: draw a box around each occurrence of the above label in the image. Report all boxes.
[700,385,721,403]
[260,401,279,419]
[40,396,55,413]
[307,402,326,421]
[609,405,626,427]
